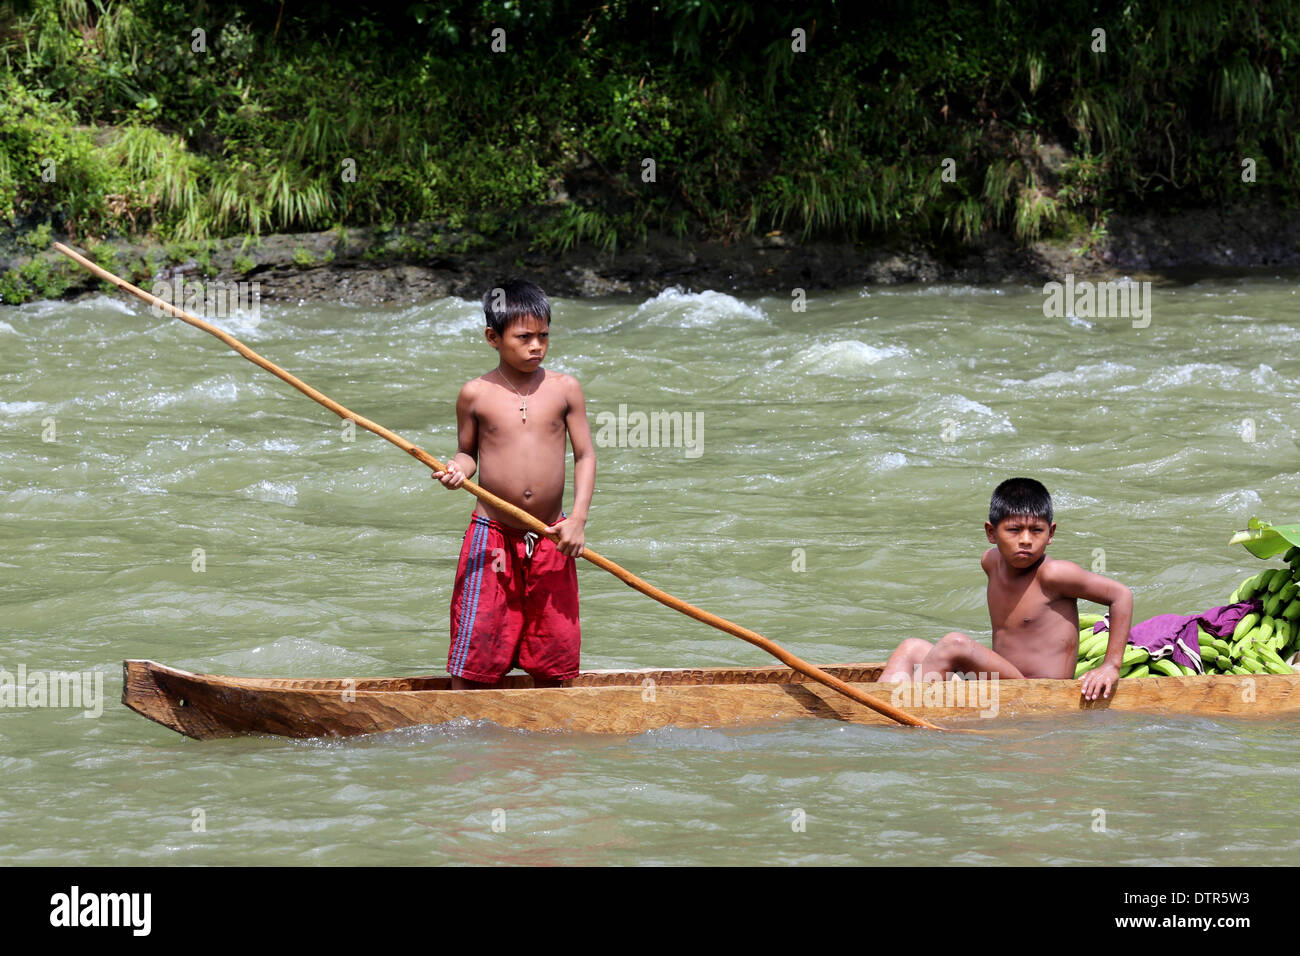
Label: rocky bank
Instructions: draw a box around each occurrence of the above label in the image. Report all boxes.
[6,203,1300,307]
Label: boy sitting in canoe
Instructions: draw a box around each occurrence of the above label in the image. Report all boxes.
[431,280,596,689]
[879,477,1133,700]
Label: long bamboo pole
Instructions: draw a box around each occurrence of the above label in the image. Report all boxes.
[54,242,944,730]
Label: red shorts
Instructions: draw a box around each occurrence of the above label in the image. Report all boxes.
[448,513,581,683]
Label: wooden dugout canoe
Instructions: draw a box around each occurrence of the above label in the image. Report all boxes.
[123,659,1300,740]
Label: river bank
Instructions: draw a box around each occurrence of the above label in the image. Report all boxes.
[6,3,1299,307]
[6,202,1300,306]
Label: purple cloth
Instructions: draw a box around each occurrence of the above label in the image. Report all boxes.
[1091,601,1262,674]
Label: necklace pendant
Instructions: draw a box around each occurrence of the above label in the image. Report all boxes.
[521,399,527,423]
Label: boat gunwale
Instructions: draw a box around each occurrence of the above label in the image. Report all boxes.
[123,659,891,693]
[123,659,1300,699]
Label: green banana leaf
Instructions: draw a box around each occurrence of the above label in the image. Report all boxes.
[1229,517,1300,559]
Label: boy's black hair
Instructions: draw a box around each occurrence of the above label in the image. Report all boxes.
[989,477,1053,526]
[483,280,551,335]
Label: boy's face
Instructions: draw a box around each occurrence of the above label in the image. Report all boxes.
[486,314,549,373]
[985,513,1055,569]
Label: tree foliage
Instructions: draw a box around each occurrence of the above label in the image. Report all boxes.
[0,0,1296,245]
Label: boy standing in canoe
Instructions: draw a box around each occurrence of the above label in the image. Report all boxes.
[879,478,1133,700]
[432,280,595,689]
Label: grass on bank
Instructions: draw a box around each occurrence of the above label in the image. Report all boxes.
[0,0,1297,306]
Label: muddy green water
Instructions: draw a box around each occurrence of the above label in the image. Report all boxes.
[3,279,1300,865]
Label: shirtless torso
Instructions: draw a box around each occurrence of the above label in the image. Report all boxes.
[983,549,1080,680]
[460,368,581,528]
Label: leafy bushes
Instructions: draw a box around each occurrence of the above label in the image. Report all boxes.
[0,0,1297,251]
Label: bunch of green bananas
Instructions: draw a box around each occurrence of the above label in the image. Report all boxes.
[1207,545,1300,675]
[1074,623,1177,679]
[1074,545,1300,679]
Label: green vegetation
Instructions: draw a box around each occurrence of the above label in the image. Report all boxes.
[16,221,52,251]
[1,0,1297,254]
[0,254,72,303]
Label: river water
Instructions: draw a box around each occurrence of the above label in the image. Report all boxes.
[3,278,1300,865]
